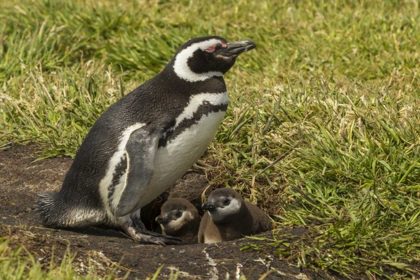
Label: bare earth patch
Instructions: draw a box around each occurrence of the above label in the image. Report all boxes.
[0,145,333,279]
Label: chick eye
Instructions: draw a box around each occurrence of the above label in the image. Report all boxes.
[223,199,230,206]
[175,211,183,218]
[215,43,223,50]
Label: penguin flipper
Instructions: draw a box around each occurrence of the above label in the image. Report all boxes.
[197,212,209,243]
[116,126,160,217]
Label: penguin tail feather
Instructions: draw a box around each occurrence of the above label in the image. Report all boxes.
[36,192,67,228]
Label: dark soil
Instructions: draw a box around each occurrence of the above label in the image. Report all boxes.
[0,145,333,279]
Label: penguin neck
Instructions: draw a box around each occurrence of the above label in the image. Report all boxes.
[172,221,200,243]
[164,215,200,236]
[212,202,250,225]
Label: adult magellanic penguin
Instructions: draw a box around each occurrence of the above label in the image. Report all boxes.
[37,36,256,244]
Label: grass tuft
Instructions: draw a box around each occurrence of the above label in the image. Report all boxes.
[0,238,120,280]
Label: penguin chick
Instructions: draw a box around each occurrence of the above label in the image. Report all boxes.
[36,36,256,245]
[155,198,200,243]
[198,188,272,244]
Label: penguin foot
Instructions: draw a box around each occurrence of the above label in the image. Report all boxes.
[123,219,181,245]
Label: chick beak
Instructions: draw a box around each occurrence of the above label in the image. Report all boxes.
[155,216,170,225]
[202,202,217,211]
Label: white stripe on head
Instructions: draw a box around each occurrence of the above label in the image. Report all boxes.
[173,38,224,82]
[161,211,191,233]
[208,198,241,222]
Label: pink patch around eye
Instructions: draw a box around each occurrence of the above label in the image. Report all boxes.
[205,42,227,53]
[204,45,216,53]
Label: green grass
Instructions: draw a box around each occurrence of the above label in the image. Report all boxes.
[1,0,419,278]
[0,238,120,280]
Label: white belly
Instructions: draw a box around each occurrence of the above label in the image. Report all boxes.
[100,92,228,223]
[139,110,225,207]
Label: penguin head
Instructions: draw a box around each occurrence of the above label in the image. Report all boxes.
[172,36,256,82]
[202,188,244,223]
[156,198,199,233]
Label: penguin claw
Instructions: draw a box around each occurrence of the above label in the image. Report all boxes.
[132,232,181,245]
[143,229,179,239]
[134,234,180,245]
[141,230,182,244]
[123,221,182,245]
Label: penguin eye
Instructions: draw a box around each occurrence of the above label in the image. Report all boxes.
[175,211,183,218]
[223,199,230,206]
[204,43,225,53]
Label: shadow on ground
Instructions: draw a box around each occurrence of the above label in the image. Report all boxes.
[0,145,331,279]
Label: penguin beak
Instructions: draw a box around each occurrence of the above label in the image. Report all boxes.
[155,216,170,225]
[220,40,256,57]
[202,202,217,211]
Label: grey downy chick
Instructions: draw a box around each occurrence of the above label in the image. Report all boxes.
[156,198,200,243]
[198,188,273,244]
